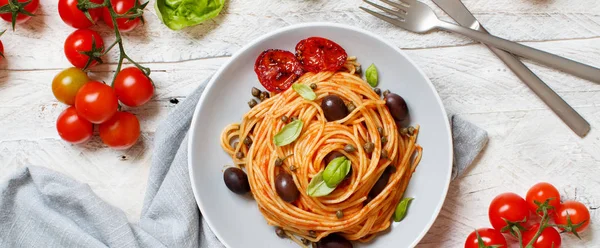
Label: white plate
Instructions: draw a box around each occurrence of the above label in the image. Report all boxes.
[188,23,453,248]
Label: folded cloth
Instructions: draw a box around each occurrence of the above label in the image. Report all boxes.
[0,78,487,248]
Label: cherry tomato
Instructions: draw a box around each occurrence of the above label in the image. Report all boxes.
[75,81,118,124]
[64,29,104,68]
[254,49,304,92]
[99,111,140,149]
[554,200,590,233]
[488,192,530,232]
[58,0,104,29]
[0,0,39,24]
[464,228,507,248]
[102,0,142,32]
[113,67,153,107]
[295,37,348,73]
[0,40,4,60]
[56,106,93,144]
[52,67,90,105]
[522,224,561,248]
[526,182,561,215]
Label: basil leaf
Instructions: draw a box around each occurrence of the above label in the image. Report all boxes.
[292,84,316,100]
[273,120,303,146]
[322,156,351,187]
[365,63,378,87]
[393,197,413,222]
[155,0,225,31]
[307,170,336,197]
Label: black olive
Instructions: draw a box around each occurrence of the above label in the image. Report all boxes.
[223,167,250,194]
[368,167,393,198]
[317,234,353,248]
[324,151,345,165]
[275,172,299,202]
[321,95,348,121]
[384,93,409,121]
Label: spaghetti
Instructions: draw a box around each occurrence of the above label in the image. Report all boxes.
[220,59,422,246]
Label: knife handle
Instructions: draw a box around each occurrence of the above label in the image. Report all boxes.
[437,21,600,84]
[485,43,590,137]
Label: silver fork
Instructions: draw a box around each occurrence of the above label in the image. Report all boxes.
[360,0,600,84]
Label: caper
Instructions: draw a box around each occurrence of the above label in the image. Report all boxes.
[336,210,344,219]
[308,230,316,238]
[346,102,356,113]
[302,238,310,245]
[243,136,252,146]
[260,91,270,101]
[310,83,317,90]
[289,165,297,171]
[235,151,243,159]
[281,116,289,123]
[275,158,283,166]
[381,136,388,144]
[251,87,261,97]
[400,127,408,136]
[377,126,383,136]
[374,88,381,96]
[383,89,390,97]
[381,150,388,159]
[363,142,375,153]
[355,64,362,74]
[344,144,356,153]
[275,227,286,238]
[408,126,415,135]
[248,99,257,108]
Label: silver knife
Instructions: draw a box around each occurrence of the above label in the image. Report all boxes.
[432,0,590,137]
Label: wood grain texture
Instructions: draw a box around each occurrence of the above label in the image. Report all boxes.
[0,0,599,246]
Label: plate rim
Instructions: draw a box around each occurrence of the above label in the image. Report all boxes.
[187,22,453,248]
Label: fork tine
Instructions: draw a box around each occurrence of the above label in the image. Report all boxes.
[396,0,415,5]
[360,7,405,27]
[380,0,408,11]
[363,0,405,19]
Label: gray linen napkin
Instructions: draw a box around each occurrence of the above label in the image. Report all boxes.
[0,78,487,247]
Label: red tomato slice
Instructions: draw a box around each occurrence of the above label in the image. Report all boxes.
[254,49,304,92]
[295,37,348,73]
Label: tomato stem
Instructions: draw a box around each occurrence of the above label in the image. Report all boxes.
[522,200,552,248]
[99,0,150,86]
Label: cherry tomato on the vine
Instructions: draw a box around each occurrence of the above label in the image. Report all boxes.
[488,192,530,232]
[58,0,104,29]
[522,224,561,248]
[52,67,90,105]
[56,106,93,144]
[103,0,142,32]
[75,81,118,124]
[113,67,153,107]
[554,200,590,233]
[99,111,140,150]
[526,182,561,215]
[0,0,39,24]
[464,228,507,248]
[64,29,104,68]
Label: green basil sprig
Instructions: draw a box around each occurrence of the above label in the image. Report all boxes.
[322,156,351,187]
[366,63,378,87]
[292,84,316,100]
[306,170,336,197]
[273,120,303,146]
[393,197,414,222]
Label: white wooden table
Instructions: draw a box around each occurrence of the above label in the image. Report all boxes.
[1,0,598,246]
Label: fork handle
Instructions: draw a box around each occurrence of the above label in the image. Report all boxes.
[437,21,600,84]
